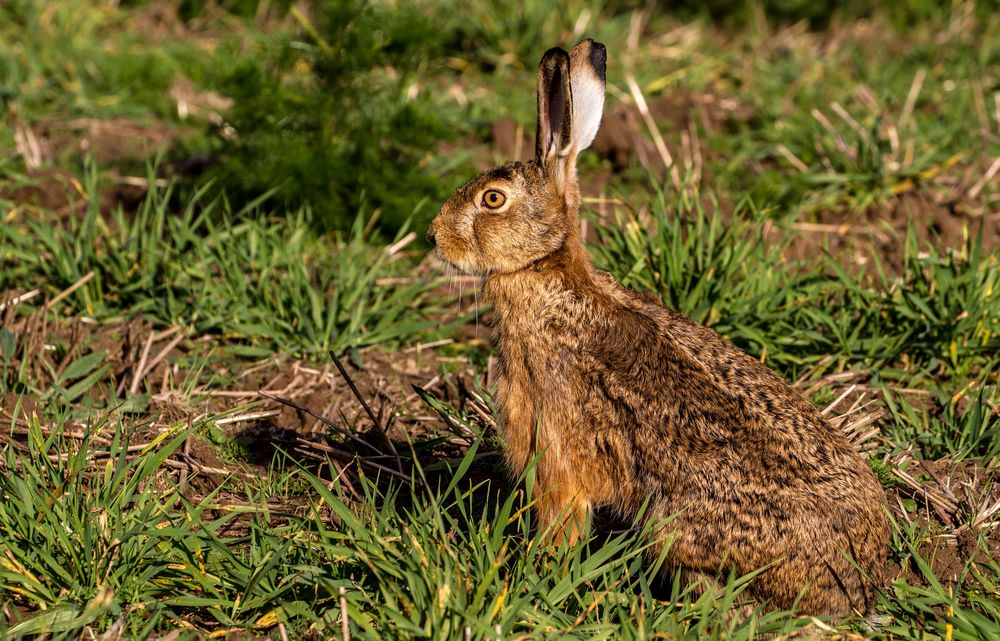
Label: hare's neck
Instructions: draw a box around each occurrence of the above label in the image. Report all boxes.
[482,242,597,345]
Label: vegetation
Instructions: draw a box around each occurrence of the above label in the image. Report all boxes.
[1,0,999,639]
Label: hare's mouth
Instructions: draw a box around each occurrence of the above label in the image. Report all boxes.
[432,249,480,277]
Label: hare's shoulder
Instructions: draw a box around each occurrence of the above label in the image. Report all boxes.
[586,277,839,444]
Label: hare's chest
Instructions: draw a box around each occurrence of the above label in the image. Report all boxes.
[493,337,587,462]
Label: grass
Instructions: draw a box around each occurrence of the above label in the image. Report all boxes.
[2,1,1000,639]
[0,414,818,639]
[2,402,998,639]
[0,163,449,359]
[593,186,1000,380]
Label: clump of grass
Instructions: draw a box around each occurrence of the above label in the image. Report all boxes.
[0,162,447,356]
[1,381,997,639]
[883,521,1000,641]
[882,380,1000,463]
[297,454,804,640]
[0,413,189,637]
[0,406,808,639]
[593,185,1000,381]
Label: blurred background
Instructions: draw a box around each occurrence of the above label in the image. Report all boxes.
[3,0,998,235]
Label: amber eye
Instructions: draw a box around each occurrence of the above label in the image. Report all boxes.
[482,190,506,209]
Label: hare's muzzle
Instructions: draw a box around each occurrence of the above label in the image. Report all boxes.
[426,222,437,247]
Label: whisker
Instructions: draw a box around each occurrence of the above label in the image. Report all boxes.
[474,285,480,338]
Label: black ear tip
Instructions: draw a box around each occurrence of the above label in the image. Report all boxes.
[539,46,570,68]
[589,42,607,76]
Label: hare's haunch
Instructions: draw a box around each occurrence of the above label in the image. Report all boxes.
[427,39,889,617]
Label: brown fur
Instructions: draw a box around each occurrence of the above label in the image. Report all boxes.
[427,40,889,617]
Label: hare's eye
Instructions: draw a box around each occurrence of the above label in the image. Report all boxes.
[482,190,506,209]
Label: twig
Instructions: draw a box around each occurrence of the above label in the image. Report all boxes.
[830,101,874,148]
[811,108,854,161]
[384,232,416,257]
[45,271,95,310]
[128,332,157,394]
[899,68,926,131]
[214,409,282,426]
[339,586,350,641]
[292,435,414,483]
[329,351,402,472]
[402,339,454,354]
[204,390,262,398]
[162,458,242,477]
[0,289,40,314]
[258,391,382,455]
[136,332,186,387]
[968,156,1000,199]
[624,72,681,191]
[893,466,958,526]
[776,144,808,173]
[151,325,183,343]
[821,384,858,416]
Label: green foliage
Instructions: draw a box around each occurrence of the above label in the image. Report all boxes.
[297,457,801,640]
[0,415,188,637]
[205,0,465,231]
[437,0,637,72]
[882,380,1000,463]
[177,0,294,21]
[882,528,1000,641]
[690,0,997,28]
[0,410,808,639]
[4,404,997,638]
[593,188,1000,379]
[0,164,447,356]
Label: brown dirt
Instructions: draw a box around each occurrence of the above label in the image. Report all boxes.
[43,117,183,168]
[885,456,1000,588]
[3,165,161,223]
[781,189,1000,274]
[1,168,82,214]
[0,306,490,482]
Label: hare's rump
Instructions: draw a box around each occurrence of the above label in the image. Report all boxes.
[428,38,890,617]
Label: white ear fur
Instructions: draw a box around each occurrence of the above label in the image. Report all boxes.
[568,40,606,153]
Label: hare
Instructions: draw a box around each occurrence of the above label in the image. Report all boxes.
[426,40,889,617]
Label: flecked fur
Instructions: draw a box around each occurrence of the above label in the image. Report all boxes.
[426,39,889,617]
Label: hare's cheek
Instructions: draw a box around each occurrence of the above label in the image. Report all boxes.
[454,211,476,242]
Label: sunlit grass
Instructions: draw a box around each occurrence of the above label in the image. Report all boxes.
[0,163,448,358]
[1,1,999,639]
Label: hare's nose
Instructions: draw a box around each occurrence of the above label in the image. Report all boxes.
[426,224,437,247]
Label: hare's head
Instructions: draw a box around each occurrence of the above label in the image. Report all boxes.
[427,40,606,275]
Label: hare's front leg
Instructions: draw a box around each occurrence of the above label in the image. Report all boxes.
[534,456,591,545]
[497,378,591,543]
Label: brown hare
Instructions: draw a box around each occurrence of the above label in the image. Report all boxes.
[426,39,889,617]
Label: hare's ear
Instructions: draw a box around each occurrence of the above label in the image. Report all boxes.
[535,47,573,171]
[568,39,606,152]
